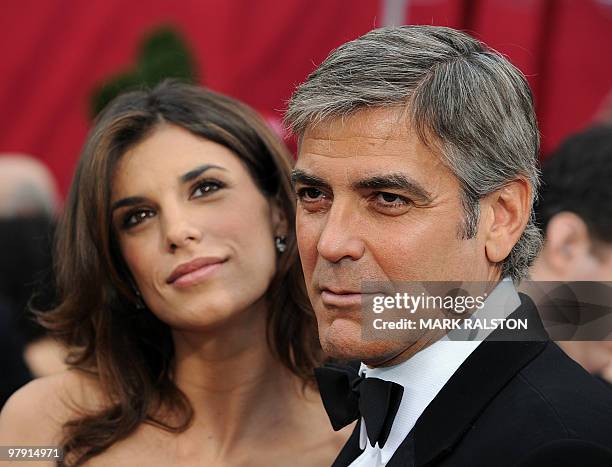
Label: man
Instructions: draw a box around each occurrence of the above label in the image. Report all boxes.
[531,127,612,379]
[285,26,612,467]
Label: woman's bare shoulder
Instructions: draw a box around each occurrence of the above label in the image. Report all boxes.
[0,369,105,444]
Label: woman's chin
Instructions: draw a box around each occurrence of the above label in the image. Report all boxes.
[153,298,265,334]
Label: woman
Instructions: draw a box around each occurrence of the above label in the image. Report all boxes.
[0,81,348,465]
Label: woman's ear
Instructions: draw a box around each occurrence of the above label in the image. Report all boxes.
[270,198,288,237]
[482,179,532,264]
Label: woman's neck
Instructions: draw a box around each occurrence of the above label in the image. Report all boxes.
[169,300,311,457]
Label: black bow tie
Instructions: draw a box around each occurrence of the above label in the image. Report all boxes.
[315,363,404,448]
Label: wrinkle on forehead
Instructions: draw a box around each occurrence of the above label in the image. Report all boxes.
[298,107,446,170]
[336,106,409,136]
[298,106,436,159]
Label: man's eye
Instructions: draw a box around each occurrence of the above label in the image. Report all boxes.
[297,187,325,201]
[191,180,224,198]
[378,192,406,204]
[374,192,411,209]
[122,209,154,229]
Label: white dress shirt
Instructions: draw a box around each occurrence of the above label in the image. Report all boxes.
[349,279,521,467]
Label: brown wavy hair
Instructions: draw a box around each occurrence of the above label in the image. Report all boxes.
[38,80,320,465]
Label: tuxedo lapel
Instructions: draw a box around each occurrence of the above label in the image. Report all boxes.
[387,432,416,467]
[411,293,548,466]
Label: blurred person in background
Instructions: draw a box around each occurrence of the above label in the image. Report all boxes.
[0,155,65,407]
[0,298,31,408]
[0,155,59,217]
[532,126,612,382]
[0,81,347,466]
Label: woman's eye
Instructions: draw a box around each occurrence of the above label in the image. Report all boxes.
[122,209,154,229]
[191,180,224,198]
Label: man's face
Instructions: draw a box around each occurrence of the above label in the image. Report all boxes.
[293,108,493,364]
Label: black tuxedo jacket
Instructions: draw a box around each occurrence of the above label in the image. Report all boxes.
[332,294,612,467]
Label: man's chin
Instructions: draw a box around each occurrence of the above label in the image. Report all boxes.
[319,318,404,364]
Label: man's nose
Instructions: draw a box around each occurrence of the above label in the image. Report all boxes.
[317,201,365,263]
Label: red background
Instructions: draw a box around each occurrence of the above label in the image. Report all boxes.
[1,0,611,197]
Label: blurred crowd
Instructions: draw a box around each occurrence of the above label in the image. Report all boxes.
[0,155,66,407]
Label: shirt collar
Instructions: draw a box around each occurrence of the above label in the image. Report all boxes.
[355,278,520,465]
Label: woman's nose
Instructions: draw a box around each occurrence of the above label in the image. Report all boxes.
[163,212,203,252]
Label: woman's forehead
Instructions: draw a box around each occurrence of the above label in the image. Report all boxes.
[110,125,246,195]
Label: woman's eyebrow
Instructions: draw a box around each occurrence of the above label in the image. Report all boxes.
[180,164,227,183]
[111,165,229,213]
[111,196,147,212]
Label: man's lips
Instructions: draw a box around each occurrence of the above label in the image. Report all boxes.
[321,291,364,307]
[166,257,227,287]
[320,287,366,308]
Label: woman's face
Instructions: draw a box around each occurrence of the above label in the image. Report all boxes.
[111,124,284,330]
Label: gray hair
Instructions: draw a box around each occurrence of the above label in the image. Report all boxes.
[285,25,542,283]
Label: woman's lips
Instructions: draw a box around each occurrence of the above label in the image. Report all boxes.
[172,262,224,288]
[167,257,227,288]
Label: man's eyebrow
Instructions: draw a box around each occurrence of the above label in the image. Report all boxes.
[354,173,432,202]
[180,164,227,183]
[290,169,331,190]
[111,196,148,212]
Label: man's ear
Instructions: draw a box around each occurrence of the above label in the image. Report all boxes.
[539,212,590,274]
[482,179,531,264]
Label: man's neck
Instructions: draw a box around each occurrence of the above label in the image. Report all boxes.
[365,275,513,369]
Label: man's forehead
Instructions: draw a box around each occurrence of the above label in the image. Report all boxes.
[300,107,411,149]
[295,107,448,179]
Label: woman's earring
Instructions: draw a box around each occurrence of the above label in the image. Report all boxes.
[275,236,287,254]
[132,285,145,310]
